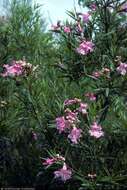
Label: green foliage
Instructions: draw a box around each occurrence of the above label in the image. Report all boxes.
[0,0,127,189]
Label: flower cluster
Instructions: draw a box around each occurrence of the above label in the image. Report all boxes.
[51,2,97,35]
[65,109,78,124]
[1,62,23,77]
[56,111,82,144]
[51,22,71,34]
[56,97,104,141]
[76,40,94,55]
[55,99,89,144]
[42,155,72,182]
[51,8,96,59]
[1,60,38,77]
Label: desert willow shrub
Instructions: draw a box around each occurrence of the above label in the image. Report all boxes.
[38,0,127,189]
[0,0,127,189]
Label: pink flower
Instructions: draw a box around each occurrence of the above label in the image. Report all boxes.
[85,93,96,101]
[65,110,78,124]
[82,13,90,23]
[56,111,78,133]
[42,158,55,167]
[76,41,94,55]
[92,71,101,78]
[1,63,23,77]
[116,62,127,75]
[42,155,65,168]
[63,26,71,33]
[89,122,104,138]
[56,116,68,133]
[64,98,81,106]
[68,127,82,144]
[90,3,97,11]
[78,103,88,114]
[54,163,72,182]
[1,60,36,77]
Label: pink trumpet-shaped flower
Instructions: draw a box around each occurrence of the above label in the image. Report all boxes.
[56,116,67,133]
[82,13,90,23]
[54,163,72,182]
[68,127,82,144]
[63,26,71,33]
[76,40,94,55]
[89,122,104,138]
[78,103,88,114]
[116,62,127,75]
[42,158,55,167]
